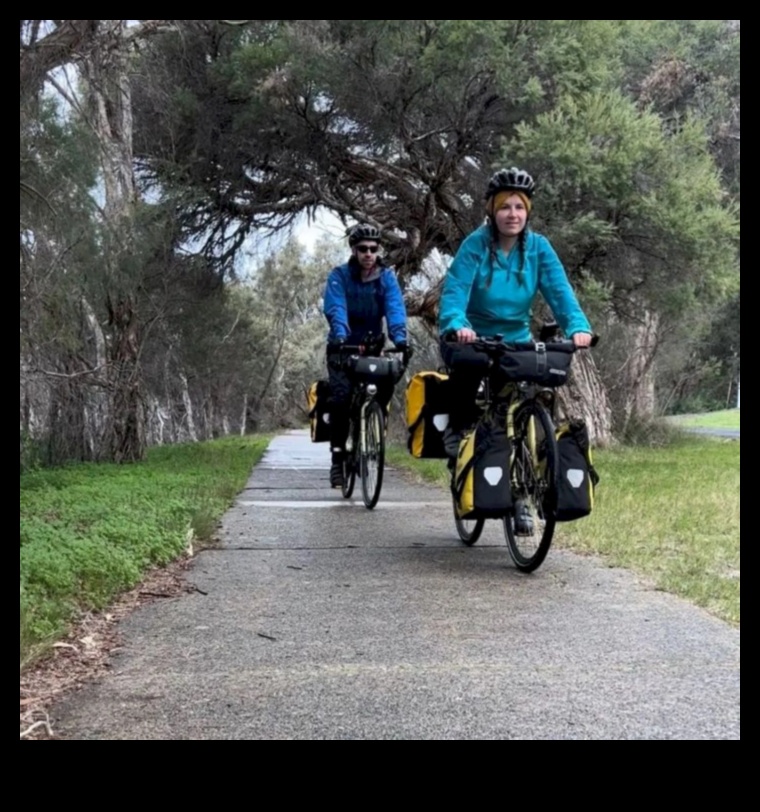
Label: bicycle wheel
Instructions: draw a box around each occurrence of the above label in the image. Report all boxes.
[341,417,357,499]
[452,494,485,545]
[449,459,485,545]
[360,401,385,509]
[503,399,558,572]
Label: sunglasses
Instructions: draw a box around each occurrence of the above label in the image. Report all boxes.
[355,244,380,254]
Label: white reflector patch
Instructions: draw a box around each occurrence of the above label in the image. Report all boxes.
[483,466,504,486]
[566,469,585,488]
[322,414,330,424]
[369,363,377,372]
[433,414,450,431]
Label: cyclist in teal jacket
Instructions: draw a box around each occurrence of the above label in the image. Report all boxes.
[438,167,592,455]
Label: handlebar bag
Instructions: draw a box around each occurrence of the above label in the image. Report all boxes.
[349,355,403,382]
[500,343,574,387]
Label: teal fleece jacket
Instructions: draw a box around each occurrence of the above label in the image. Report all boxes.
[438,225,591,342]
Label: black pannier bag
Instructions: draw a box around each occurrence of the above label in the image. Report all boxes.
[452,417,513,519]
[500,342,574,387]
[554,419,599,521]
[406,371,451,459]
[307,380,331,443]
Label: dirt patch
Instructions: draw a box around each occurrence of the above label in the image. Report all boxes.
[20,553,203,740]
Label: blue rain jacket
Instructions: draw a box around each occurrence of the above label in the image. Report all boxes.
[323,259,408,346]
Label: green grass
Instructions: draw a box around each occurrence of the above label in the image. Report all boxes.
[20,435,270,668]
[669,409,740,430]
[387,434,740,625]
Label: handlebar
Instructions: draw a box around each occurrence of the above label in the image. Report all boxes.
[336,343,408,355]
[332,331,413,367]
[442,332,599,353]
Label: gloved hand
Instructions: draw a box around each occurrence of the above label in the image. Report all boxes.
[396,341,413,365]
[329,336,347,356]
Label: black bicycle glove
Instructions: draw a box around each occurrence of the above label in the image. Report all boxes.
[396,342,413,365]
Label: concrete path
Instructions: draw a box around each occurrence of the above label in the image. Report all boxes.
[684,427,740,439]
[51,430,740,740]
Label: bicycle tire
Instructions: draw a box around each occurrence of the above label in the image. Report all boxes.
[360,401,385,509]
[452,493,485,545]
[503,398,558,572]
[341,417,357,499]
[448,457,485,545]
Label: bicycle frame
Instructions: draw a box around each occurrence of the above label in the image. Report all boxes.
[335,337,407,508]
[346,383,377,453]
[478,375,556,445]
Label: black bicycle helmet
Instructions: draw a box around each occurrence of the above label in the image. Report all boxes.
[347,224,382,247]
[485,167,535,199]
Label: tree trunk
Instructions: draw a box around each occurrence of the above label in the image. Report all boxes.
[620,308,660,426]
[179,372,198,442]
[556,351,613,446]
[83,22,146,462]
[207,388,230,438]
[106,296,145,462]
[83,22,136,217]
[45,358,90,465]
[80,296,108,457]
[241,394,249,436]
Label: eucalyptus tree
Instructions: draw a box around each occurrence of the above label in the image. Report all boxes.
[619,19,740,415]
[127,20,739,438]
[20,97,103,466]
[19,127,255,460]
[129,20,621,437]
[242,237,340,431]
[131,20,633,278]
[20,20,276,463]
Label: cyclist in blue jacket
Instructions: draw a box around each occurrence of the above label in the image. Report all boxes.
[323,224,409,487]
[438,167,593,457]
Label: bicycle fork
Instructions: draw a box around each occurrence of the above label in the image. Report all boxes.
[359,383,379,454]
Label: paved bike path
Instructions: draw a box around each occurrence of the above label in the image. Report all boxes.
[51,430,740,739]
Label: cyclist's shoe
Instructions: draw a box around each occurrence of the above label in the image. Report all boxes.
[513,500,534,536]
[443,426,462,459]
[330,451,344,488]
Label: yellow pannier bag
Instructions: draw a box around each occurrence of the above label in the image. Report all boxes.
[405,371,450,458]
[307,380,331,443]
[453,418,512,519]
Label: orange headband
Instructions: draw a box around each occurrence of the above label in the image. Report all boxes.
[487,190,532,216]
